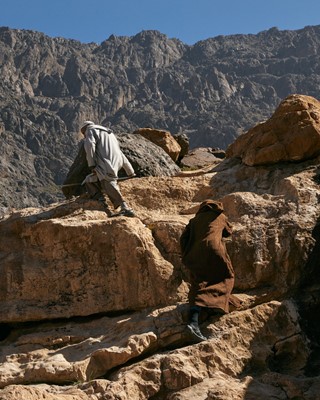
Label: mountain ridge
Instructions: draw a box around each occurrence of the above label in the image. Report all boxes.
[1,24,320,211]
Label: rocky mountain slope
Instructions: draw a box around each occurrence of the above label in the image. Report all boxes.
[0,95,320,399]
[1,25,320,212]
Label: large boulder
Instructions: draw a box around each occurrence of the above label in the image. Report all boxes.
[180,147,225,169]
[226,94,320,166]
[0,201,185,323]
[133,128,182,162]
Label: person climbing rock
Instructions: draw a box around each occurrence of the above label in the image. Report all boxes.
[81,121,136,217]
[180,199,239,342]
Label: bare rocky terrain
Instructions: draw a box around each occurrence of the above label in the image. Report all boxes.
[0,95,320,399]
[1,25,320,212]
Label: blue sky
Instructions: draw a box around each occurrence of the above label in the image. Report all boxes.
[1,0,320,44]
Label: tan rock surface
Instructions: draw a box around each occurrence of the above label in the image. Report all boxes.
[0,301,315,399]
[180,147,224,169]
[134,128,182,162]
[1,140,320,398]
[0,207,184,323]
[0,305,188,388]
[226,94,320,165]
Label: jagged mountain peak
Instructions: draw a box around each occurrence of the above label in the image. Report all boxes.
[1,24,320,212]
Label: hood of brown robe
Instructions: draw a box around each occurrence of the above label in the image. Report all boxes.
[197,199,224,215]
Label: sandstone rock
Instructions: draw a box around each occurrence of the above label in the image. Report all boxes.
[133,128,182,162]
[226,94,320,165]
[0,305,189,389]
[168,372,320,400]
[0,385,90,400]
[0,201,185,323]
[0,301,312,399]
[1,147,320,399]
[119,174,215,219]
[99,301,310,399]
[0,173,214,324]
[180,147,225,169]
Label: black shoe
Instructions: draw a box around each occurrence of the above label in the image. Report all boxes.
[117,208,135,217]
[186,324,207,343]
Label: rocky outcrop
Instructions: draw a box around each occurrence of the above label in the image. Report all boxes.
[2,25,320,211]
[226,94,320,165]
[180,147,225,169]
[0,301,313,398]
[0,204,185,323]
[133,128,182,162]
[1,140,320,398]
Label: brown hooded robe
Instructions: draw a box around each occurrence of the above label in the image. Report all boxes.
[180,200,237,314]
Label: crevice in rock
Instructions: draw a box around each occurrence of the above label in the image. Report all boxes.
[2,309,136,341]
[101,346,161,382]
[0,324,11,341]
[268,333,304,373]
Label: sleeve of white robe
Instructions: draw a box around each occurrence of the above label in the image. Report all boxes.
[122,153,135,176]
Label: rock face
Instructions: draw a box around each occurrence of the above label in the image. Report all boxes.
[226,94,320,165]
[1,131,320,398]
[133,128,182,162]
[180,147,225,169]
[0,204,184,323]
[2,25,320,211]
